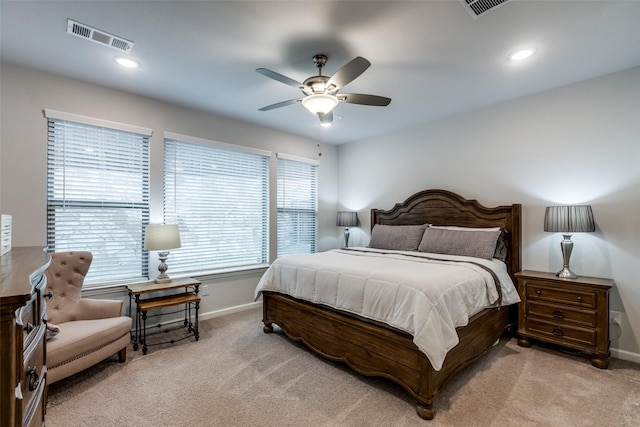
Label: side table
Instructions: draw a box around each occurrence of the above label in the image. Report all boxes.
[127,277,201,355]
[515,270,612,368]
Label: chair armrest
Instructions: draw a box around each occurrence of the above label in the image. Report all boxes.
[70,298,125,321]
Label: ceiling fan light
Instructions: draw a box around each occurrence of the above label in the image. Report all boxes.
[302,94,339,115]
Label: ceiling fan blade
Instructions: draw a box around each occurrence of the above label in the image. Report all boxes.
[326,57,371,90]
[256,68,303,88]
[319,111,333,125]
[258,98,302,111]
[338,93,391,106]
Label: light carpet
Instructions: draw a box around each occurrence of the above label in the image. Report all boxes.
[46,307,640,426]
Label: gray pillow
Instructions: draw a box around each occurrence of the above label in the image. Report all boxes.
[418,227,501,260]
[368,224,427,251]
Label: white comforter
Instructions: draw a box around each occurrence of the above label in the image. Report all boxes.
[254,248,520,371]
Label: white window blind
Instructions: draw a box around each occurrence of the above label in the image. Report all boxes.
[163,137,270,276]
[277,154,318,257]
[46,115,150,286]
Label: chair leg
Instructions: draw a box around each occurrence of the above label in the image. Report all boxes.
[118,347,127,363]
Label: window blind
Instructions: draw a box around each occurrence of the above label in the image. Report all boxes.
[277,155,318,257]
[163,138,270,276]
[46,116,150,286]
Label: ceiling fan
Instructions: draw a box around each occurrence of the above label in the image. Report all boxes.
[256,54,391,126]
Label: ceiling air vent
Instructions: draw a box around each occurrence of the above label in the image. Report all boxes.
[459,0,513,19]
[66,19,134,53]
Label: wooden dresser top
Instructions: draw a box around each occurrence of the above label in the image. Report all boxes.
[0,247,50,307]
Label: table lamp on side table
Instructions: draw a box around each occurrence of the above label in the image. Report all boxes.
[145,224,181,283]
[336,211,358,248]
[544,205,595,279]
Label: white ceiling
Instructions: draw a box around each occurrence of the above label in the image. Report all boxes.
[2,1,639,145]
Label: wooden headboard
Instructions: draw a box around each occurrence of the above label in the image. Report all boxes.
[371,189,522,281]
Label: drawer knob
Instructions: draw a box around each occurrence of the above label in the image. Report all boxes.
[536,290,542,295]
[553,327,564,337]
[553,309,564,319]
[577,296,583,302]
[26,366,40,391]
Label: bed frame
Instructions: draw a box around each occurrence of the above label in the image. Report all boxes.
[262,189,521,420]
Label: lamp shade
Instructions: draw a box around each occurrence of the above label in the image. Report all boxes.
[302,94,339,115]
[144,224,181,251]
[544,205,595,233]
[336,211,358,227]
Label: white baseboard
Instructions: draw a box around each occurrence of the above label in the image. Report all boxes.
[199,301,262,321]
[610,347,640,364]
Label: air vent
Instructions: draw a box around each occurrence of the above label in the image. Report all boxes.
[459,0,513,19]
[66,19,134,53]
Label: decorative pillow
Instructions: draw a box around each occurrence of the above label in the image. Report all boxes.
[368,224,428,251]
[46,323,60,339]
[429,225,507,262]
[418,226,502,260]
[493,230,508,262]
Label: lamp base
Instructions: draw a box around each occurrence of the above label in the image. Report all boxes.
[556,267,577,280]
[557,234,577,279]
[155,251,172,283]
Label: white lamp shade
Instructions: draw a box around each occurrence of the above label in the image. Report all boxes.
[301,94,339,115]
[144,224,181,251]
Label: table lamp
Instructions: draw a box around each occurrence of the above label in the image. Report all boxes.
[544,205,595,279]
[145,224,181,283]
[336,211,358,248]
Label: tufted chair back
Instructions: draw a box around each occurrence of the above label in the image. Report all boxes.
[45,251,93,325]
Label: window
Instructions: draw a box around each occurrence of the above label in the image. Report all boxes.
[163,133,270,276]
[277,154,318,257]
[45,110,151,286]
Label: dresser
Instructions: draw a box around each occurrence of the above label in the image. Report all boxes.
[1,247,51,426]
[515,270,612,369]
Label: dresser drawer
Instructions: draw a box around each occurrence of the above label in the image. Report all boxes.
[23,380,46,427]
[526,318,597,348]
[17,294,41,349]
[526,282,596,308]
[20,324,46,423]
[527,301,597,328]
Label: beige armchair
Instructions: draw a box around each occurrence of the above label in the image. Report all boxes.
[45,251,132,384]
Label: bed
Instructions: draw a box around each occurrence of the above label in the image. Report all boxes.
[256,189,521,420]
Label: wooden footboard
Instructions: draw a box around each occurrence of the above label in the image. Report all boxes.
[262,291,514,420]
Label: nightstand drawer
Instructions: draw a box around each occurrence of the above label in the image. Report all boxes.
[526,318,597,347]
[526,282,596,308]
[527,301,596,328]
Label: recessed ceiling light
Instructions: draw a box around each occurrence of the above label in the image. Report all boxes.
[508,48,536,61]
[114,57,140,69]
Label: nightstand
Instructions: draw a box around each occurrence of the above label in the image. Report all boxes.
[515,270,613,369]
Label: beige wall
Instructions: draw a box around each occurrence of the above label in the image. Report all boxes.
[337,66,640,362]
[0,62,339,317]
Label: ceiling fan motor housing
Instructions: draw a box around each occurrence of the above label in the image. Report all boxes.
[303,75,332,95]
